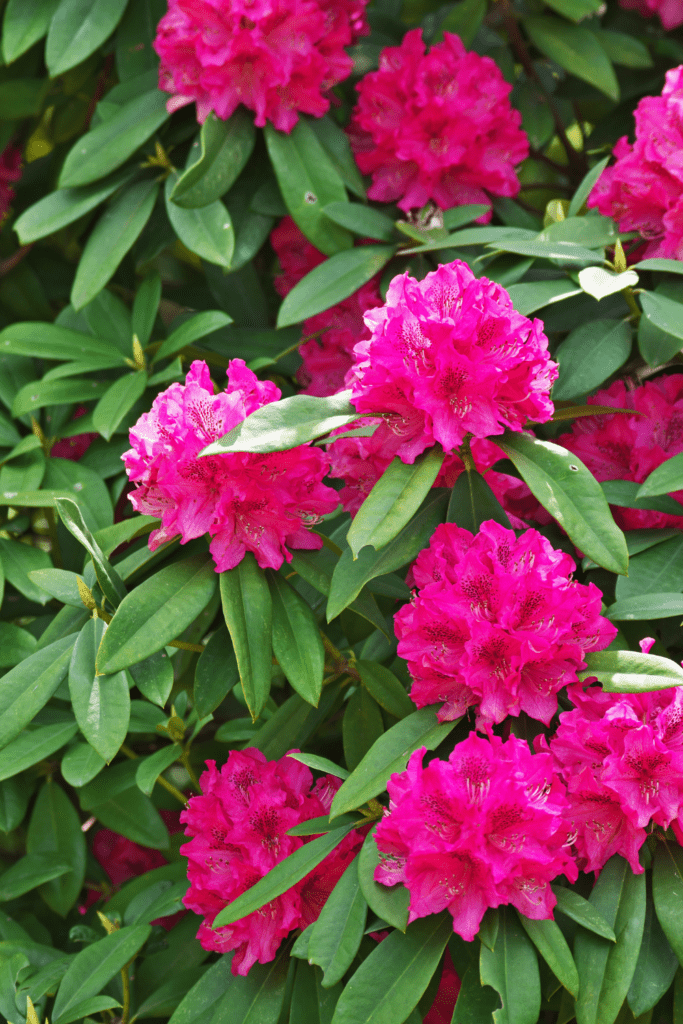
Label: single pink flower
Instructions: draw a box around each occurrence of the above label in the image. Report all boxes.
[349,29,528,213]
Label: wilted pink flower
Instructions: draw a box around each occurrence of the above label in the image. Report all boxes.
[619,0,683,30]
[271,217,382,396]
[549,682,683,872]
[0,144,21,224]
[181,750,362,975]
[557,375,683,530]
[588,66,683,260]
[394,520,617,728]
[123,359,338,571]
[349,29,528,213]
[374,734,577,941]
[154,0,368,132]
[346,262,557,464]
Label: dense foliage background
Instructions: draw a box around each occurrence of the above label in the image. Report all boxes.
[1,1,683,1023]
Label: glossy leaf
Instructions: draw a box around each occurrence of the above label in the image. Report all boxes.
[601,479,683,516]
[0,637,75,750]
[506,280,582,315]
[92,372,148,441]
[89,785,170,849]
[308,857,367,987]
[640,291,683,343]
[637,452,683,499]
[46,0,129,76]
[580,648,683,691]
[497,432,628,575]
[12,377,110,417]
[480,909,541,1024]
[194,624,239,717]
[69,617,130,763]
[357,660,414,720]
[0,323,123,364]
[607,593,683,620]
[54,497,126,608]
[627,887,678,1017]
[323,202,395,241]
[220,554,273,721]
[135,744,181,796]
[446,469,512,532]
[97,554,217,673]
[154,310,232,363]
[27,780,86,916]
[170,110,256,208]
[553,319,632,400]
[165,172,234,268]
[357,824,410,932]
[2,0,59,62]
[128,650,174,709]
[615,533,683,602]
[551,886,616,941]
[452,964,501,1024]
[522,15,619,99]
[268,572,324,708]
[517,914,579,998]
[0,721,78,781]
[348,449,445,559]
[60,742,106,787]
[653,842,683,967]
[568,157,611,217]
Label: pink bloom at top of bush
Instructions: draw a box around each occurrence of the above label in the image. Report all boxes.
[588,65,683,260]
[549,682,683,872]
[123,359,338,572]
[153,0,369,132]
[0,143,21,223]
[619,0,683,30]
[394,520,617,728]
[180,750,362,974]
[346,261,557,463]
[557,374,683,531]
[348,29,528,214]
[373,734,577,941]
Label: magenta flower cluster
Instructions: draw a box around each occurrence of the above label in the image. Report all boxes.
[394,521,617,728]
[349,29,529,214]
[549,682,683,873]
[123,359,338,572]
[589,65,683,260]
[154,0,368,132]
[619,0,683,30]
[373,735,578,941]
[346,261,558,464]
[181,750,362,974]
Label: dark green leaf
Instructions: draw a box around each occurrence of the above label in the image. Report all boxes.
[590,28,652,68]
[14,171,136,244]
[72,179,159,309]
[170,110,256,208]
[54,497,126,606]
[154,310,233,363]
[541,0,601,21]
[497,431,628,575]
[615,533,683,602]
[92,372,148,441]
[574,855,646,1024]
[90,785,170,848]
[357,824,410,932]
[28,568,85,608]
[330,707,458,818]
[607,593,683,620]
[452,964,500,1024]
[436,0,486,45]
[517,914,579,998]
[348,449,444,559]
[309,114,366,200]
[46,0,129,76]
[61,742,105,787]
[641,291,683,343]
[487,237,605,263]
[446,469,512,532]
[165,173,234,268]
[480,908,541,1024]
[135,744,181,796]
[506,280,582,315]
[637,453,683,499]
[194,624,239,717]
[220,555,273,721]
[553,320,632,400]
[59,90,169,188]
[343,687,384,772]
[323,202,396,242]
[0,776,34,833]
[551,885,616,941]
[0,537,52,604]
[357,661,414,720]
[52,926,151,1023]
[12,377,110,417]
[308,857,367,987]
[568,157,611,217]
[0,854,70,902]
[601,479,683,517]
[540,216,618,249]
[213,825,356,928]
[0,637,75,750]
[127,650,174,709]
[627,888,678,1017]
[2,0,59,63]
[580,648,683,691]
[96,554,217,673]
[54,997,121,1024]
[27,780,86,916]
[69,617,130,762]
[653,842,683,968]
[286,752,349,780]
[0,622,37,668]
[132,271,161,345]
[166,955,233,1024]
[268,572,324,708]
[522,15,619,99]
[634,259,683,276]
[0,721,78,781]
[638,312,682,367]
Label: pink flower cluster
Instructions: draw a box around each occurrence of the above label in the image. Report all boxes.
[181,750,362,974]
[271,217,381,397]
[549,682,683,873]
[154,0,368,132]
[123,359,338,572]
[588,65,683,260]
[558,375,683,531]
[619,0,683,30]
[0,144,21,224]
[349,29,528,213]
[373,734,577,941]
[346,262,557,464]
[394,521,617,727]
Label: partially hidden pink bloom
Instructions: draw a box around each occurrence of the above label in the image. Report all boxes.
[154,0,369,132]
[0,143,21,224]
[345,261,557,463]
[123,359,338,571]
[180,750,363,975]
[619,0,683,30]
[557,375,683,530]
[373,735,577,941]
[549,682,683,872]
[588,66,683,260]
[271,216,382,397]
[349,29,528,213]
[394,520,617,728]
[51,406,97,461]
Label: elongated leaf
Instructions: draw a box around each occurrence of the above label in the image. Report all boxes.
[268,572,324,708]
[136,744,181,796]
[308,857,367,987]
[265,119,351,255]
[0,854,70,902]
[627,887,678,1017]
[507,280,582,315]
[167,954,233,1024]
[72,179,159,309]
[0,637,75,750]
[343,687,384,772]
[0,721,78,781]
[0,537,51,604]
[201,390,357,455]
[61,742,105,787]
[323,202,395,242]
[59,90,169,188]
[637,453,683,499]
[348,449,444,559]
[615,533,683,602]
[154,310,232,363]
[220,555,273,721]
[446,469,511,532]
[92,372,148,441]
[634,259,683,276]
[486,237,605,263]
[90,786,170,848]
[0,622,36,669]
[194,624,239,717]
[497,432,628,575]
[574,856,646,1024]
[2,0,60,63]
[52,925,151,1023]
[357,824,410,932]
[330,707,458,819]
[69,618,130,762]
[553,320,632,401]
[517,914,578,998]
[54,497,126,608]
[641,291,683,343]
[653,842,683,967]
[580,648,683,691]
[568,157,611,218]
[97,554,216,673]
[12,377,110,417]
[330,914,452,1024]
[607,593,683,620]
[128,650,174,709]
[551,885,616,941]
[0,322,124,362]
[601,479,683,516]
[357,661,414,720]
[46,0,129,76]
[165,173,234,268]
[523,15,618,99]
[27,780,86,916]
[452,963,501,1024]
[277,245,395,328]
[213,825,355,928]
[480,909,541,1024]
[171,110,256,208]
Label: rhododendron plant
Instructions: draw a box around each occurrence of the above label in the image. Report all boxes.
[619,0,683,31]
[374,734,577,940]
[123,359,338,570]
[349,29,528,213]
[395,520,617,726]
[154,0,369,130]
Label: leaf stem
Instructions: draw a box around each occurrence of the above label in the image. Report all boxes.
[121,966,131,1024]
